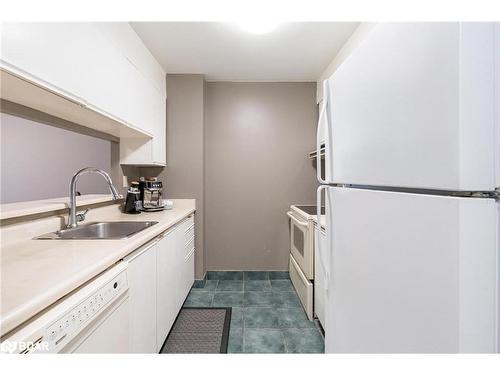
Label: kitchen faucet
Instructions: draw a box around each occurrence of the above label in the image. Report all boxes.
[67,167,123,228]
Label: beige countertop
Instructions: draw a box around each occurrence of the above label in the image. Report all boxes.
[0,194,115,220]
[0,199,195,337]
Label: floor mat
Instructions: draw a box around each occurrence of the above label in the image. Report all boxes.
[160,307,231,353]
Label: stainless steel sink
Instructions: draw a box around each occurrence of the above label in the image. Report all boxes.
[34,221,158,240]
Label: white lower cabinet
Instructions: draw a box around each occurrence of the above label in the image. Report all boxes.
[156,216,195,350]
[156,224,183,350]
[181,216,195,300]
[125,240,158,353]
[126,215,195,353]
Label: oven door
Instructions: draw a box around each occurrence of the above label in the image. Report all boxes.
[287,211,314,279]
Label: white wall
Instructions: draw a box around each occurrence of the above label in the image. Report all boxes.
[0,113,112,203]
[316,23,376,103]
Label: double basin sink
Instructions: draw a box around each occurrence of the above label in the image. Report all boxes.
[35,221,158,240]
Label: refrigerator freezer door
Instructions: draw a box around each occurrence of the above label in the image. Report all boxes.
[323,23,499,191]
[324,187,498,353]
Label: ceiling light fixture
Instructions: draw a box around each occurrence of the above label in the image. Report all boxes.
[238,21,279,35]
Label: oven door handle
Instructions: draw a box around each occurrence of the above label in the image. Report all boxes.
[286,211,309,227]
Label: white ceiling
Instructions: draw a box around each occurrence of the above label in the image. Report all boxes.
[130,22,359,81]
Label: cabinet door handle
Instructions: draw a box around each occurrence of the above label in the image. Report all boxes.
[124,237,160,262]
[158,225,178,239]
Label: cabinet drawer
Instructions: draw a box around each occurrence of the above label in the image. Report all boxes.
[289,254,313,320]
[185,225,194,244]
[185,245,195,261]
[184,217,194,232]
[183,215,195,246]
[182,245,195,302]
[185,237,195,259]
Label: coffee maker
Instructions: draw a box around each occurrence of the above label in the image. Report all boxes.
[139,177,165,211]
[123,181,142,214]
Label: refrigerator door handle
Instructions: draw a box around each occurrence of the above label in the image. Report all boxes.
[316,80,330,184]
[317,185,330,290]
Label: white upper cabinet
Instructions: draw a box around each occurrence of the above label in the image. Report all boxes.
[326,23,498,191]
[97,23,166,136]
[0,22,166,165]
[1,23,96,105]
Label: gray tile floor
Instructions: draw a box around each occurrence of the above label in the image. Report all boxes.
[184,271,324,354]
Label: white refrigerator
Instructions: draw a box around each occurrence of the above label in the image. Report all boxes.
[316,22,499,353]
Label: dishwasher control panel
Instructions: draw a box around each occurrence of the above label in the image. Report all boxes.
[44,269,128,352]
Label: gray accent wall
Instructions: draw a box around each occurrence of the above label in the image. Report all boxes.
[204,82,318,271]
[0,112,112,203]
[151,79,318,274]
[1,79,318,275]
[154,74,206,278]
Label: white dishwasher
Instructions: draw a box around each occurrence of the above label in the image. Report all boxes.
[1,262,129,354]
